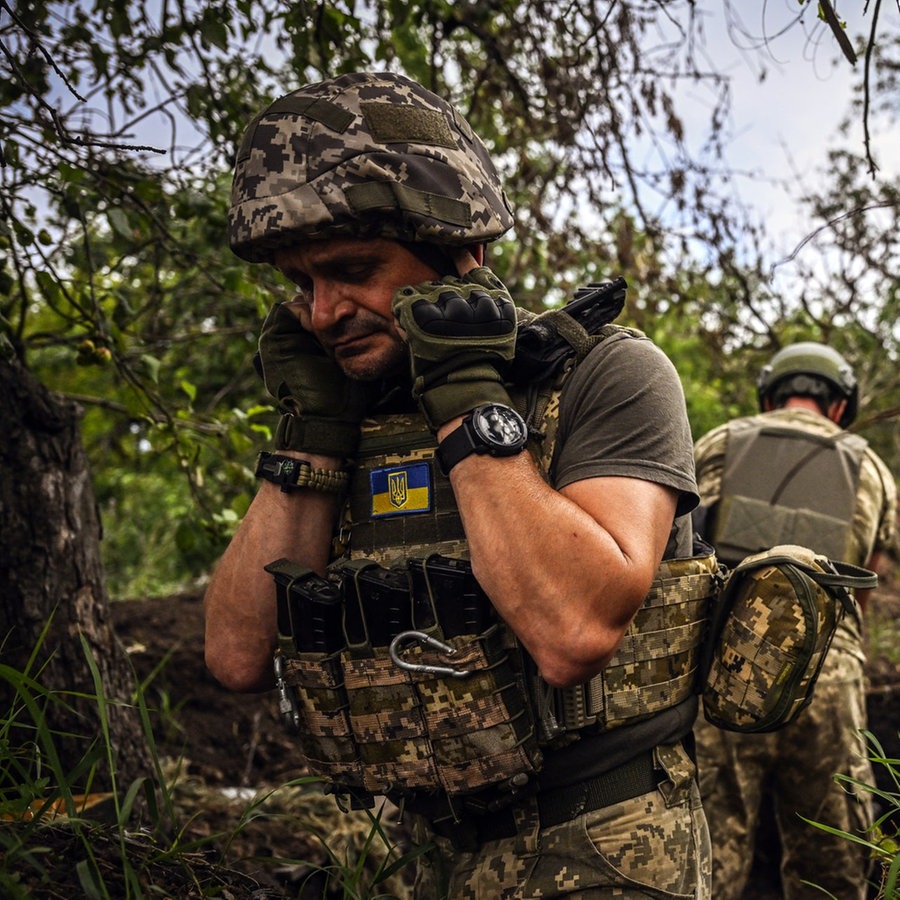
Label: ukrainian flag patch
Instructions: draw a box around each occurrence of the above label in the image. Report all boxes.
[371,462,432,517]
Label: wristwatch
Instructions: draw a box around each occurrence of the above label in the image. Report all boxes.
[255,451,349,494]
[436,403,528,475]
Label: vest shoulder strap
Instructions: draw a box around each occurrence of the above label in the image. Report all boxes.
[515,321,643,478]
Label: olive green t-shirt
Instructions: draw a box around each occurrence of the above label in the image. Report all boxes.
[552,329,699,556]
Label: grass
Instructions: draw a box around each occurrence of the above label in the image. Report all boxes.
[0,630,419,898]
[798,730,900,900]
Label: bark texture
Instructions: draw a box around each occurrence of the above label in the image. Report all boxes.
[0,352,152,793]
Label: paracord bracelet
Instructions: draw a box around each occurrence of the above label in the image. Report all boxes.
[254,451,348,494]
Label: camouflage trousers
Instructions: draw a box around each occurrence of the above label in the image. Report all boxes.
[412,741,710,898]
[695,654,874,900]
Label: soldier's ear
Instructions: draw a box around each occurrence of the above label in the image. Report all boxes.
[828,398,847,425]
[451,243,485,276]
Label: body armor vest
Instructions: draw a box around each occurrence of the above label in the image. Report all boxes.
[711,417,868,566]
[271,309,719,804]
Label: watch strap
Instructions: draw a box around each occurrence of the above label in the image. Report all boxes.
[436,419,478,475]
[255,451,348,494]
[436,403,528,475]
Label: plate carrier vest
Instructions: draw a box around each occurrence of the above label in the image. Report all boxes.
[711,416,868,567]
[269,286,720,807]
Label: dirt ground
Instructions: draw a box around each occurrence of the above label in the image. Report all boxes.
[107,564,900,899]
[109,590,415,898]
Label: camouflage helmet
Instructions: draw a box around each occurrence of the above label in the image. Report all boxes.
[228,72,514,263]
[757,342,858,427]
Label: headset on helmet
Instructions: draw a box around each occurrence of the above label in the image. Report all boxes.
[756,342,858,427]
[228,72,514,263]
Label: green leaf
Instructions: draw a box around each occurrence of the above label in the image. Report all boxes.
[34,270,62,306]
[107,207,132,240]
[202,17,230,51]
[12,221,34,246]
[139,354,161,384]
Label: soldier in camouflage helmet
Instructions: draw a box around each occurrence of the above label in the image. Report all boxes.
[206,72,713,898]
[692,342,897,899]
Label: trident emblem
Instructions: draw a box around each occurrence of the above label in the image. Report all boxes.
[388,471,408,508]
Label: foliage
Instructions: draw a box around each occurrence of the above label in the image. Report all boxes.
[2,0,291,594]
[1,1,897,595]
[0,625,417,897]
[771,146,900,471]
[801,731,900,900]
[0,625,179,897]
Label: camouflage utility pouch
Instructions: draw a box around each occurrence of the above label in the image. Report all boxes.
[700,544,876,733]
[276,651,362,784]
[342,624,542,797]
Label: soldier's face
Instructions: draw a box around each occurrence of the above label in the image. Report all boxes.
[273,237,439,381]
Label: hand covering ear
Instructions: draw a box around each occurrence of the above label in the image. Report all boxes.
[392,267,517,430]
[255,300,372,457]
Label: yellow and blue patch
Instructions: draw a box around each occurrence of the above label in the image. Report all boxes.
[371,462,432,517]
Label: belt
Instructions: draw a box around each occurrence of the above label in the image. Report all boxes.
[474,749,664,843]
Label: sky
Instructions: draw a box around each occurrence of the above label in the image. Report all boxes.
[684,2,899,272]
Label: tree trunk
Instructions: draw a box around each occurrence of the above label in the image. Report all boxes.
[0,352,152,795]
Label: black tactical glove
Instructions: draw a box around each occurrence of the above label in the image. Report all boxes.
[392,267,518,430]
[255,300,371,458]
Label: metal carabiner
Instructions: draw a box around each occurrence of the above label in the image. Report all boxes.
[388,630,471,678]
[273,655,301,732]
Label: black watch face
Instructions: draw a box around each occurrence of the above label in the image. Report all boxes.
[472,404,527,450]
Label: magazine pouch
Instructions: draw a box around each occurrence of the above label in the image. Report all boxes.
[275,650,363,785]
[270,556,542,799]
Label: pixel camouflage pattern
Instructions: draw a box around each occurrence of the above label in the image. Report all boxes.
[229,72,514,262]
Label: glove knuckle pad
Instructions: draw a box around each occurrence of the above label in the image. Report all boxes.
[410,299,445,329]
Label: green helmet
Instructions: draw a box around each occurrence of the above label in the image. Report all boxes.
[756,342,858,427]
[228,72,514,263]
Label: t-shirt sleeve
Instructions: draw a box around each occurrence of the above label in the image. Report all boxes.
[552,331,699,517]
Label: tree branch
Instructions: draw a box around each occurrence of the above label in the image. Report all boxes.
[817,0,858,64]
[862,0,883,175]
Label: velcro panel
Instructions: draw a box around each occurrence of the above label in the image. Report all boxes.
[361,102,456,147]
[716,494,851,562]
